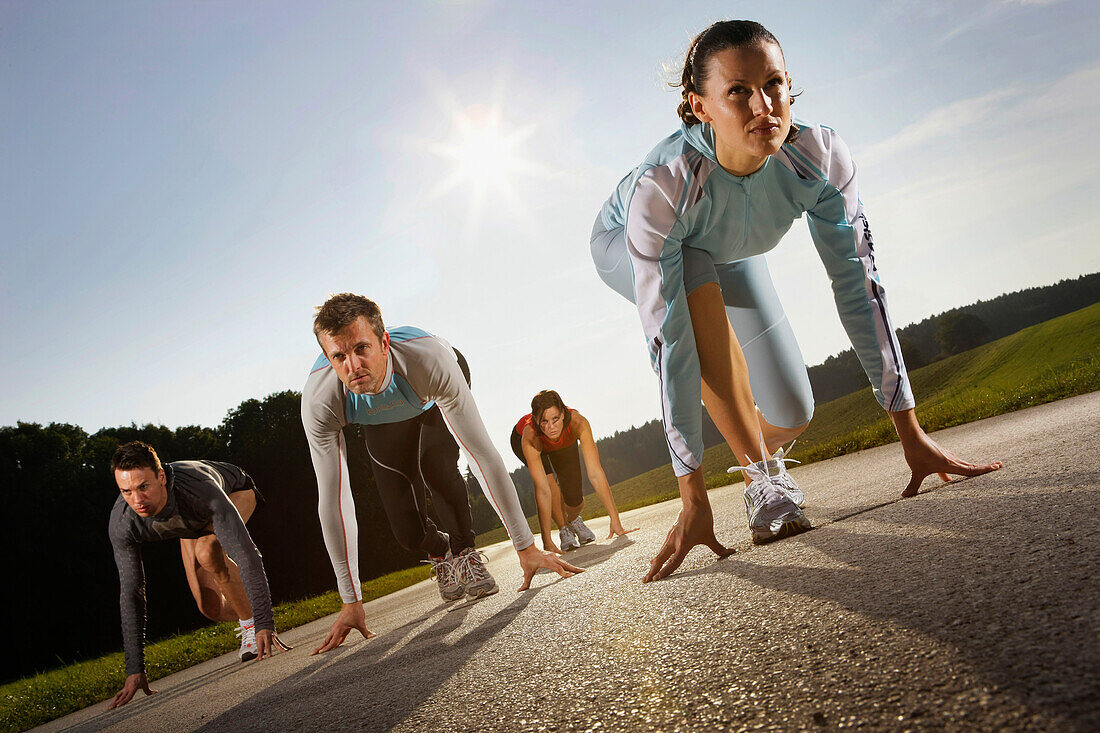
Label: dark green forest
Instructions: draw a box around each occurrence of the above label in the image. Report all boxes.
[3,273,1096,683]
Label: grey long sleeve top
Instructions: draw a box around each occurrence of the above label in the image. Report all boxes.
[108,460,273,676]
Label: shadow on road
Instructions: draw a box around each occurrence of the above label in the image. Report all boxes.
[680,477,1099,730]
[555,534,635,570]
[194,589,541,731]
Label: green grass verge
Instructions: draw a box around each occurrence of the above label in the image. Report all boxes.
[6,303,1098,732]
[476,301,1100,546]
[0,564,430,733]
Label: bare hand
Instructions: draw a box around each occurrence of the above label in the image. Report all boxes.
[608,522,640,539]
[894,412,1002,498]
[517,544,583,591]
[254,629,292,660]
[311,602,376,655]
[644,501,733,583]
[108,672,157,709]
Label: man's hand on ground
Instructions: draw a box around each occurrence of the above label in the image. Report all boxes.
[108,672,157,710]
[311,602,376,655]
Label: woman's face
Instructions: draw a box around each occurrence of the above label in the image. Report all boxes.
[688,41,792,176]
[537,406,565,441]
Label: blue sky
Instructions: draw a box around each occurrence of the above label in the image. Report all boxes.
[2,0,1097,468]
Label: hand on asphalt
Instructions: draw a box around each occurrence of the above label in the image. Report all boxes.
[311,601,376,655]
[108,672,158,709]
[608,523,640,539]
[899,428,1003,498]
[644,502,734,583]
[254,629,292,660]
[517,544,583,591]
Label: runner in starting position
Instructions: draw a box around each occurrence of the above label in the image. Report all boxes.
[302,293,582,653]
[511,389,638,551]
[591,20,1001,579]
[108,441,286,709]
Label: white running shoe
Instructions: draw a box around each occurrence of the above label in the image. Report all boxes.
[734,447,811,545]
[453,547,499,598]
[728,441,804,507]
[558,523,580,551]
[569,516,596,545]
[426,553,464,602]
[236,622,257,662]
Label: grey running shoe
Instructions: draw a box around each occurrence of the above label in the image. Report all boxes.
[558,523,580,551]
[236,622,257,662]
[454,547,499,598]
[736,458,811,545]
[426,553,464,601]
[569,516,596,545]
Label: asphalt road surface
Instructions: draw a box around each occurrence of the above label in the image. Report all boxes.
[41,392,1099,732]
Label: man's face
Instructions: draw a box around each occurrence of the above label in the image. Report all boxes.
[318,316,391,395]
[116,466,169,517]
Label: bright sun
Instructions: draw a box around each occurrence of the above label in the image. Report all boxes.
[425,105,541,218]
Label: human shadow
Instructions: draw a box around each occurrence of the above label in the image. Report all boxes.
[672,477,1099,730]
[555,533,636,570]
[195,589,541,731]
[67,614,434,732]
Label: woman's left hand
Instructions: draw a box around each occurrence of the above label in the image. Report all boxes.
[890,409,1002,497]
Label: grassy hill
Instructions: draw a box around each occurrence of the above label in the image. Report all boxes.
[477,301,1100,545]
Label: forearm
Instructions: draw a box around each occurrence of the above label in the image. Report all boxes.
[119,591,146,676]
[589,472,622,522]
[889,407,922,444]
[677,469,710,509]
[309,441,362,603]
[533,479,555,541]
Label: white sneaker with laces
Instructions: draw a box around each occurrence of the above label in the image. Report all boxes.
[236,622,257,662]
[732,441,811,544]
[728,441,804,507]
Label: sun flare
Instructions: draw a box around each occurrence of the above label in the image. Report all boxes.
[426,105,541,218]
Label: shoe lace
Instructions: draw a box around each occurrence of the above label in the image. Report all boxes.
[729,438,798,508]
[423,556,455,584]
[454,549,490,584]
[729,440,801,476]
[236,624,256,646]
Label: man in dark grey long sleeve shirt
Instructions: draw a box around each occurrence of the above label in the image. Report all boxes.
[107,441,285,709]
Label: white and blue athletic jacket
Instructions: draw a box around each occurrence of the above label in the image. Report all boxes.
[301,326,534,604]
[599,120,914,477]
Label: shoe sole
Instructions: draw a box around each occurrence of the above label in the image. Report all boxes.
[577,537,595,546]
[466,584,499,599]
[440,591,465,602]
[240,651,257,663]
[751,516,812,545]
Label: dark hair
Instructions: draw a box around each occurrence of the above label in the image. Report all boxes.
[111,441,163,475]
[313,293,385,344]
[530,390,571,437]
[675,20,799,142]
